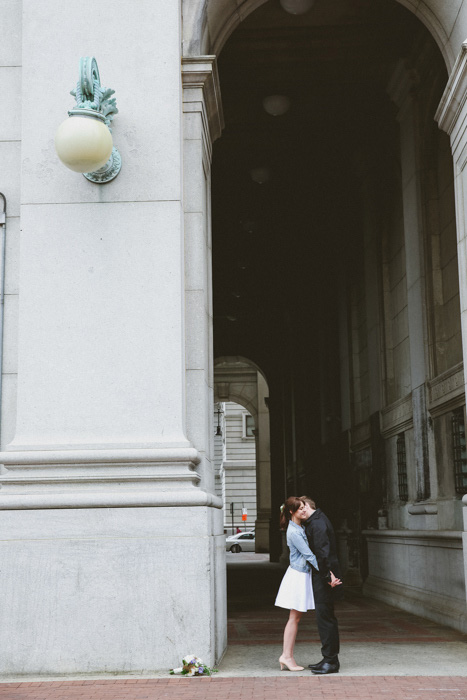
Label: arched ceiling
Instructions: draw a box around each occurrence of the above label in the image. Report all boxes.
[182,0,456,69]
[211,0,447,377]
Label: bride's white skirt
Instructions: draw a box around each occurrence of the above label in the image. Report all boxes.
[275,566,315,612]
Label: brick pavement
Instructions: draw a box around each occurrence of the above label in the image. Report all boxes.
[2,677,467,700]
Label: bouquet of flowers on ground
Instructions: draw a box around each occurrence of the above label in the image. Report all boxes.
[170,654,218,677]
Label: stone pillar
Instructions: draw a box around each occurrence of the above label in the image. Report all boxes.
[437,42,467,605]
[358,165,383,416]
[463,495,467,604]
[358,161,387,520]
[181,54,226,663]
[182,56,223,492]
[388,63,431,503]
[255,372,271,552]
[0,3,224,676]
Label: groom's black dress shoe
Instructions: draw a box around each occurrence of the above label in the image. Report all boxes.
[311,661,339,675]
[308,659,339,671]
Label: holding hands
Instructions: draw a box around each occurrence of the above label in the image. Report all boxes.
[329,571,342,588]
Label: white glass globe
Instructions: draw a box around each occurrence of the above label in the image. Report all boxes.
[55,115,113,173]
[262,95,291,117]
[280,0,315,15]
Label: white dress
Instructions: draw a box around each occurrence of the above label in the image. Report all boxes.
[275,566,315,612]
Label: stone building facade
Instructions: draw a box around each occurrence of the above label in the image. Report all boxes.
[214,401,258,535]
[1,0,467,677]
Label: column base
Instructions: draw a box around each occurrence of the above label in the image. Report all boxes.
[0,504,227,676]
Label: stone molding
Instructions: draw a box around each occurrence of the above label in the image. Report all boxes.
[0,447,223,510]
[428,362,465,417]
[380,394,413,438]
[363,529,462,547]
[350,421,370,450]
[182,55,224,160]
[407,502,438,515]
[0,490,223,511]
[0,446,199,464]
[436,41,467,159]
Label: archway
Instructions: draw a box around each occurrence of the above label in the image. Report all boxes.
[198,0,467,636]
[214,356,271,552]
[182,0,455,69]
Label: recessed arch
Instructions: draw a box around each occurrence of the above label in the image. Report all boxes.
[182,0,455,70]
[214,355,269,419]
[214,355,271,552]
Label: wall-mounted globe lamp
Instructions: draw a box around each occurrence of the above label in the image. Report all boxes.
[280,0,315,15]
[55,57,121,184]
[262,95,290,116]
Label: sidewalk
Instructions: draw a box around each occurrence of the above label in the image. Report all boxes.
[1,554,466,699]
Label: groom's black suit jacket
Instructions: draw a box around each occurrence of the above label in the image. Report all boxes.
[303,508,343,603]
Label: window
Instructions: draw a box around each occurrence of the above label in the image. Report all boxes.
[452,408,467,495]
[396,433,408,502]
[243,413,255,438]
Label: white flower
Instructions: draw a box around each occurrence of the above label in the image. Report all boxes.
[182,654,198,665]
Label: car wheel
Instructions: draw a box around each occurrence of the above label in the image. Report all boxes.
[230,544,241,553]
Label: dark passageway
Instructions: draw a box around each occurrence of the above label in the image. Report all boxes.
[211,1,460,623]
[221,554,467,676]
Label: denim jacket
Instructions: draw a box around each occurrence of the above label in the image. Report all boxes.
[287,521,319,573]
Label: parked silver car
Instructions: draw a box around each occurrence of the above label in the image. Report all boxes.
[225,531,255,553]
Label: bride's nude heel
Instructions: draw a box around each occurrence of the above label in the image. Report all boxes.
[279,656,304,671]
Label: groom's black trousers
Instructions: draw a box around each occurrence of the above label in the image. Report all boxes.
[314,600,340,662]
[312,572,342,663]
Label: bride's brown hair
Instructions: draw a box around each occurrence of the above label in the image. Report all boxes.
[279,496,304,530]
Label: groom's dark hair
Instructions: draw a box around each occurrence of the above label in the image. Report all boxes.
[300,495,316,509]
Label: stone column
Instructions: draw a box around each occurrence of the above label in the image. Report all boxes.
[354,153,383,416]
[437,41,467,605]
[463,495,467,604]
[388,63,431,503]
[181,54,226,663]
[255,372,271,552]
[0,2,223,676]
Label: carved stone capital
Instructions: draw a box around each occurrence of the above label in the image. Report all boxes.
[436,42,467,159]
[182,55,224,148]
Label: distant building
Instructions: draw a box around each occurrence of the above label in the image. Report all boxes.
[214,401,257,535]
